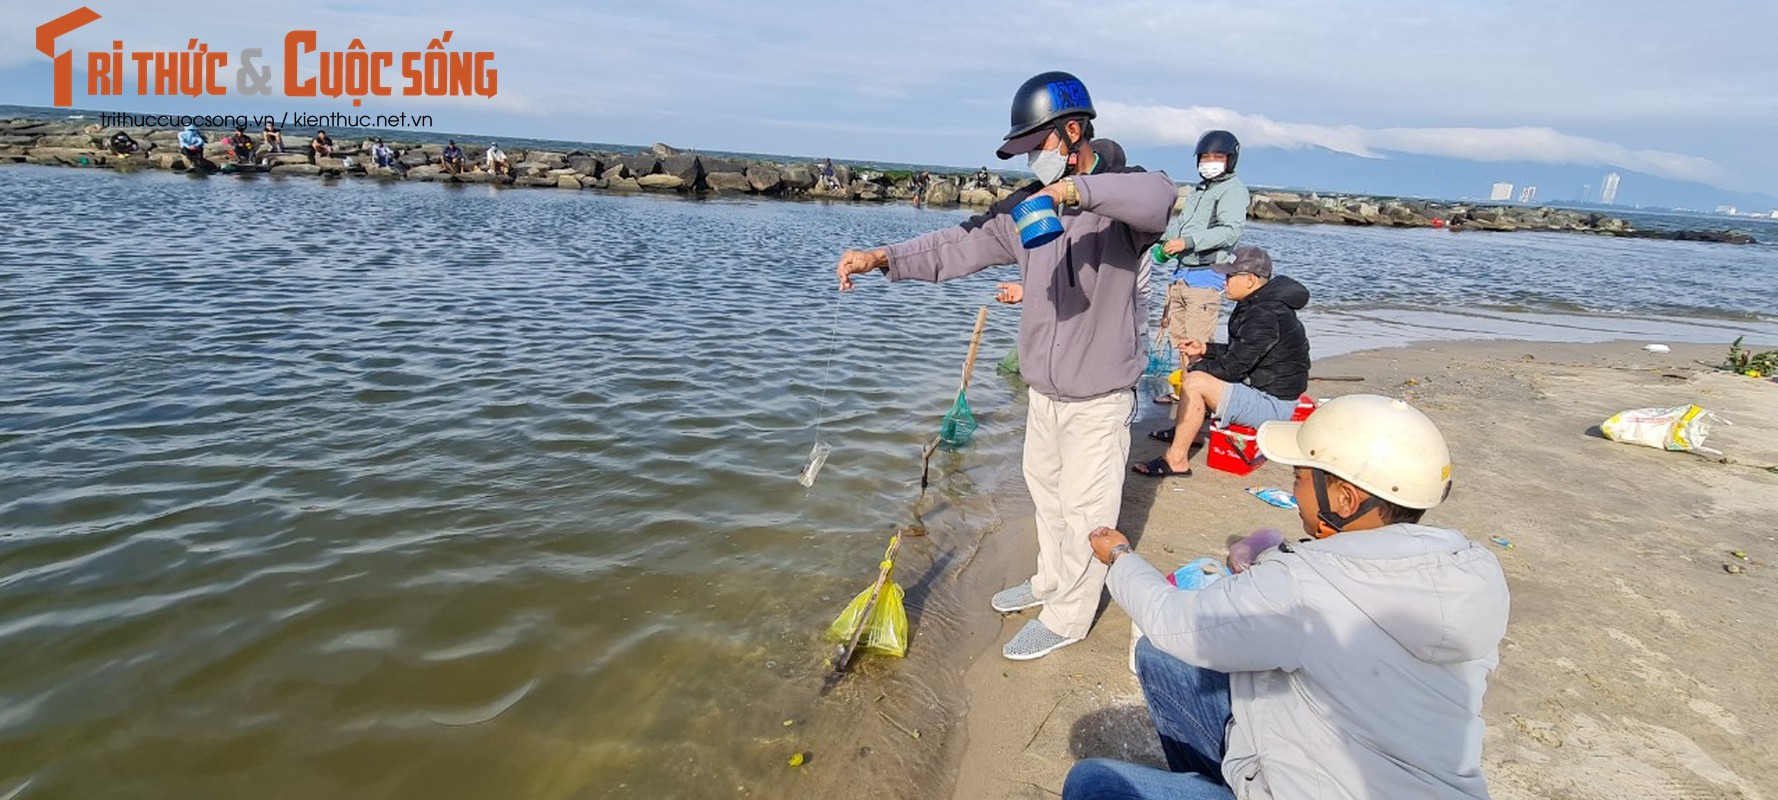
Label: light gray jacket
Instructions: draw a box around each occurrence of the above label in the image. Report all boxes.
[1109,524,1510,799]
[1160,175,1250,268]
[884,169,1176,401]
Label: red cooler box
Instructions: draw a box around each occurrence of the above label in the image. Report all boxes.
[1205,395,1317,476]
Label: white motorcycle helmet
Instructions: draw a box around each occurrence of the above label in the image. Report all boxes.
[1257,394,1452,529]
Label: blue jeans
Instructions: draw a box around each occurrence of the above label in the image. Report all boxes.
[1062,638,1236,800]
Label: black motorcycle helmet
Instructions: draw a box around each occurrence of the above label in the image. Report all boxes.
[1195,130,1240,174]
[996,71,1096,160]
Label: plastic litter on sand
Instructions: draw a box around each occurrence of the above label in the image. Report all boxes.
[1246,487,1298,509]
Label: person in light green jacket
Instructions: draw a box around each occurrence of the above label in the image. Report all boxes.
[1154,131,1249,400]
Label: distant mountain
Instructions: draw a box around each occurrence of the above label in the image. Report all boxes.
[1135,144,1778,213]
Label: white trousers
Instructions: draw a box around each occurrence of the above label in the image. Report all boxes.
[1023,387,1134,639]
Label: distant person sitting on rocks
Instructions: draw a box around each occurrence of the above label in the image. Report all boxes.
[312,129,334,158]
[262,122,284,154]
[372,138,395,168]
[974,165,991,189]
[1134,246,1310,478]
[820,158,839,190]
[229,126,254,163]
[912,170,931,206]
[108,131,141,157]
[486,143,510,175]
[442,140,466,174]
[177,125,212,170]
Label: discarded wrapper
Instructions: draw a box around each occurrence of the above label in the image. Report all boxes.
[1246,487,1298,510]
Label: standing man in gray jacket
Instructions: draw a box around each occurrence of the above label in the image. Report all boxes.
[1155,130,1249,392]
[1068,395,1510,799]
[836,71,1176,660]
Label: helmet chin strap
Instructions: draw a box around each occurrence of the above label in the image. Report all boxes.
[1311,470,1385,538]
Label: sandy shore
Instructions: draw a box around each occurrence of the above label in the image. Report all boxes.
[945,339,1778,799]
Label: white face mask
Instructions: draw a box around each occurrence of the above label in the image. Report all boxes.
[1028,148,1069,185]
[1198,160,1227,181]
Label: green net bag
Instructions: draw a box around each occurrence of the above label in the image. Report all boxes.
[938,393,978,448]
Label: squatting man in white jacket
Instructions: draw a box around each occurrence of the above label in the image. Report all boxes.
[1065,395,1511,800]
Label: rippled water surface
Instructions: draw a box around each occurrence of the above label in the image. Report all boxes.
[1,167,1029,799]
[3,165,1776,799]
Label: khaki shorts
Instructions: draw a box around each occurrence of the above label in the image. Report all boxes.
[1165,282,1223,351]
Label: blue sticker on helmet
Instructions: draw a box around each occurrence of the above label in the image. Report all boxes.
[1046,80,1090,113]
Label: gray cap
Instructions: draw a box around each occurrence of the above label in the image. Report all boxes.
[1212,245,1273,279]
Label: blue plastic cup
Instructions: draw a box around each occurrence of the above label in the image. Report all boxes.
[1012,195,1063,248]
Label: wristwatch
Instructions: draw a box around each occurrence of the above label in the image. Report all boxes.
[1106,543,1132,566]
[1060,177,1080,206]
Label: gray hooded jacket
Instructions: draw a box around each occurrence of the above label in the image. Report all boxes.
[884,167,1177,401]
[1109,524,1511,799]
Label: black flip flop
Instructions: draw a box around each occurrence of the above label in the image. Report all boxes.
[1147,428,1176,443]
[1132,457,1193,478]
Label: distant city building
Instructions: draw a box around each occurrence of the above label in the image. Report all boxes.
[1600,172,1621,205]
[1489,182,1513,201]
[1518,186,1537,203]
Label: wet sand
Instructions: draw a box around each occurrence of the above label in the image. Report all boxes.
[944,340,1778,799]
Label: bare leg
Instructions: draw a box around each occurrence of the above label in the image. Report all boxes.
[1162,371,1227,471]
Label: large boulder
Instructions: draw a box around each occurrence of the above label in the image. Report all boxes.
[515,176,556,188]
[660,154,704,186]
[34,134,98,149]
[408,165,450,181]
[314,156,349,174]
[607,175,642,191]
[526,150,568,168]
[399,150,432,167]
[650,142,681,157]
[513,161,554,178]
[621,154,660,177]
[745,165,782,193]
[1248,199,1290,222]
[854,180,883,201]
[637,173,686,191]
[567,154,603,176]
[705,171,752,192]
[600,165,627,183]
[959,188,997,206]
[699,157,742,175]
[23,147,106,166]
[780,165,815,191]
[555,174,583,190]
[925,179,960,206]
[271,163,322,176]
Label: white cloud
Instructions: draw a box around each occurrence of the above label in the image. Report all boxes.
[1100,101,1731,186]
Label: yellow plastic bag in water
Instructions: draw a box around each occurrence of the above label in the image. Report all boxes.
[826,562,908,658]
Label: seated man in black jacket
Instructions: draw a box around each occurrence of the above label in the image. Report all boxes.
[1134,246,1310,477]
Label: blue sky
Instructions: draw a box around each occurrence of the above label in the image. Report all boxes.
[3,0,1774,203]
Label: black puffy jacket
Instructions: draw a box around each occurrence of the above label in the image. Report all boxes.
[1193,275,1311,400]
